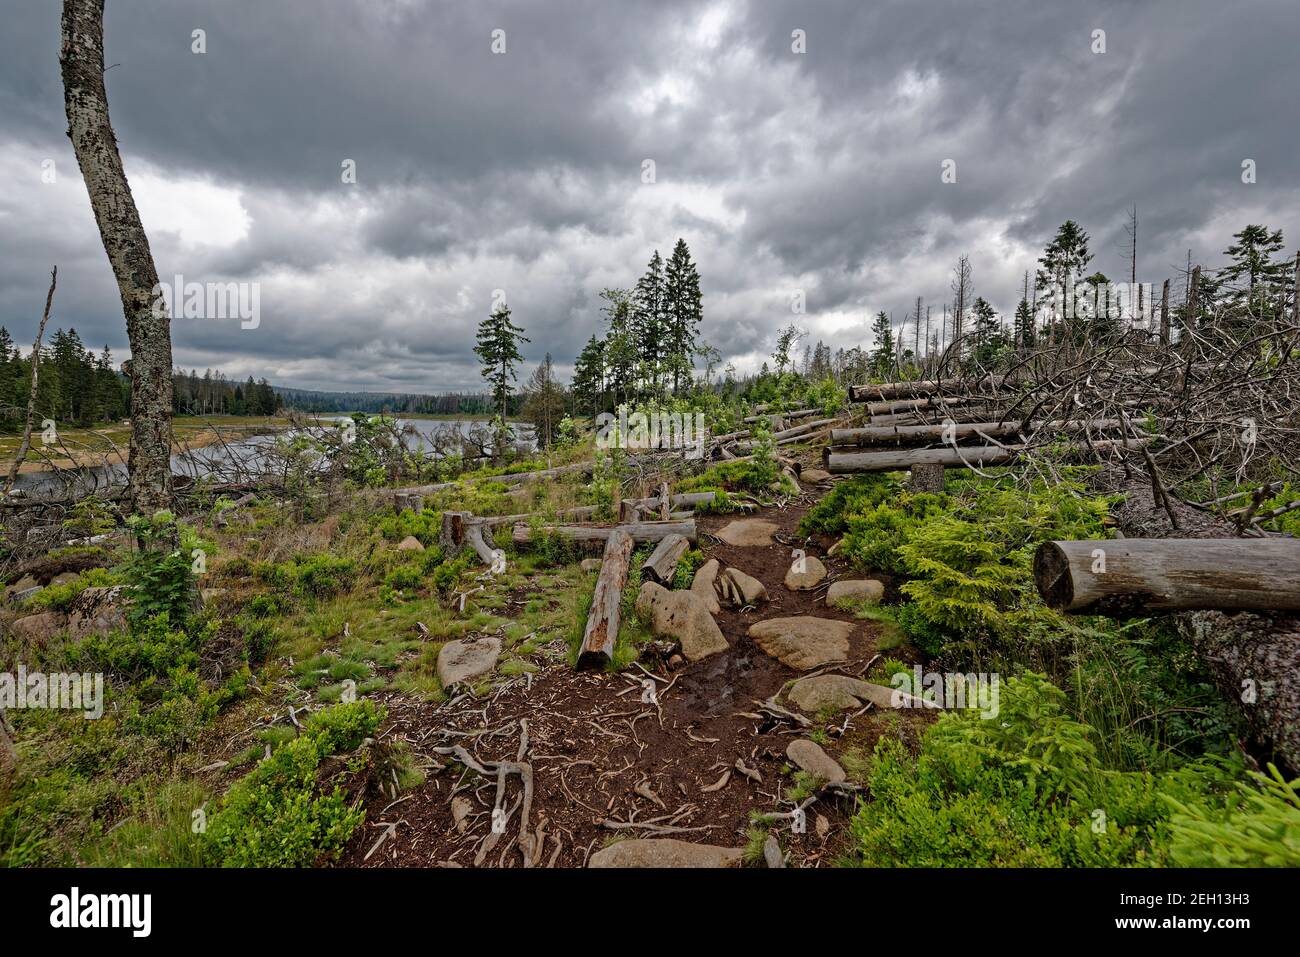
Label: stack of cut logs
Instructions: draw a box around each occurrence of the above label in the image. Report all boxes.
[826,377,1147,487]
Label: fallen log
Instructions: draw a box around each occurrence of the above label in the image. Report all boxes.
[578,529,634,668]
[826,444,1020,473]
[641,533,690,585]
[829,418,1126,448]
[825,438,1149,473]
[849,376,1008,403]
[512,519,696,547]
[1034,538,1300,614]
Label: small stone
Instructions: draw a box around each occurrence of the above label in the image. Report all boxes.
[784,555,827,590]
[690,559,721,614]
[11,585,44,604]
[800,468,832,483]
[715,519,779,547]
[588,838,744,868]
[667,653,685,670]
[749,617,853,670]
[636,583,728,662]
[721,568,768,606]
[451,796,473,834]
[786,739,846,784]
[763,834,785,868]
[825,579,884,607]
[436,637,502,687]
[396,535,424,552]
[580,558,603,572]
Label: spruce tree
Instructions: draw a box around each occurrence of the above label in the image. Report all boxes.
[663,238,702,395]
[632,250,667,398]
[571,335,606,416]
[473,303,529,421]
[869,311,894,376]
[1219,225,1287,330]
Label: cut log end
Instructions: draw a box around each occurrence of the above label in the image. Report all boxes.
[1032,541,1075,610]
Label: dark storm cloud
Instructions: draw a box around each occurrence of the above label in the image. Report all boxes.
[1,0,1297,391]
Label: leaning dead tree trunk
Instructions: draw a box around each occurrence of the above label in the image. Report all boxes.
[61,0,173,514]
[1034,539,1300,614]
[578,529,634,668]
[3,267,57,496]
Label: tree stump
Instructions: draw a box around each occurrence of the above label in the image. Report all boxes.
[909,462,945,493]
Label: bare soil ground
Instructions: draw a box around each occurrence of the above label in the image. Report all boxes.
[337,489,935,868]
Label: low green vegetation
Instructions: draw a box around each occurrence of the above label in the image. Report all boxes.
[803,470,1291,866]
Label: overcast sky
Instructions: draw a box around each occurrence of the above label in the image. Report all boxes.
[1,0,1297,393]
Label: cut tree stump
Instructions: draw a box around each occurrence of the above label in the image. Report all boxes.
[578,529,634,668]
[641,533,689,586]
[1034,539,1300,614]
[909,463,945,493]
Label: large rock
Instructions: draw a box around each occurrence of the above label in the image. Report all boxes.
[786,673,928,711]
[690,559,721,615]
[720,568,768,607]
[436,637,502,687]
[7,611,64,643]
[636,583,728,662]
[748,617,853,670]
[580,558,603,573]
[715,519,779,547]
[825,579,884,607]
[396,535,424,552]
[66,586,128,640]
[784,555,827,590]
[588,838,744,868]
[786,739,846,784]
[800,468,832,484]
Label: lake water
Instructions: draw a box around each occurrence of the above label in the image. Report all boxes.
[7,417,534,497]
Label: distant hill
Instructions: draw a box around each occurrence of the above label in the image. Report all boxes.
[274,386,499,415]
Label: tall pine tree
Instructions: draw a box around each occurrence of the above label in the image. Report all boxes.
[473,303,529,421]
[663,238,702,395]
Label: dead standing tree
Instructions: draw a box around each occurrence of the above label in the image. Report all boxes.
[61,0,174,514]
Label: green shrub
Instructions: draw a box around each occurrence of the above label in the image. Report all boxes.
[204,701,383,867]
[26,567,118,612]
[846,674,1244,867]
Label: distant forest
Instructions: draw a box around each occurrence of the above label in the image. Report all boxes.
[275,387,507,416]
[0,324,503,430]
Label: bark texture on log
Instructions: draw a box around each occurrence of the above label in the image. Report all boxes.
[830,418,1124,448]
[827,444,1019,473]
[1034,539,1300,614]
[849,376,1006,403]
[578,529,634,668]
[512,519,696,546]
[641,533,689,585]
[61,0,174,514]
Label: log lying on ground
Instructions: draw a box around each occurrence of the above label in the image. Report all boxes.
[480,506,597,527]
[620,492,714,522]
[826,443,1020,473]
[512,519,696,547]
[1034,539,1300,614]
[829,418,1126,448]
[825,437,1149,473]
[849,377,1008,403]
[641,533,690,585]
[577,529,634,668]
[866,405,1002,427]
[742,408,818,424]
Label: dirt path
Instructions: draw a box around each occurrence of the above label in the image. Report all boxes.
[339,490,933,868]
